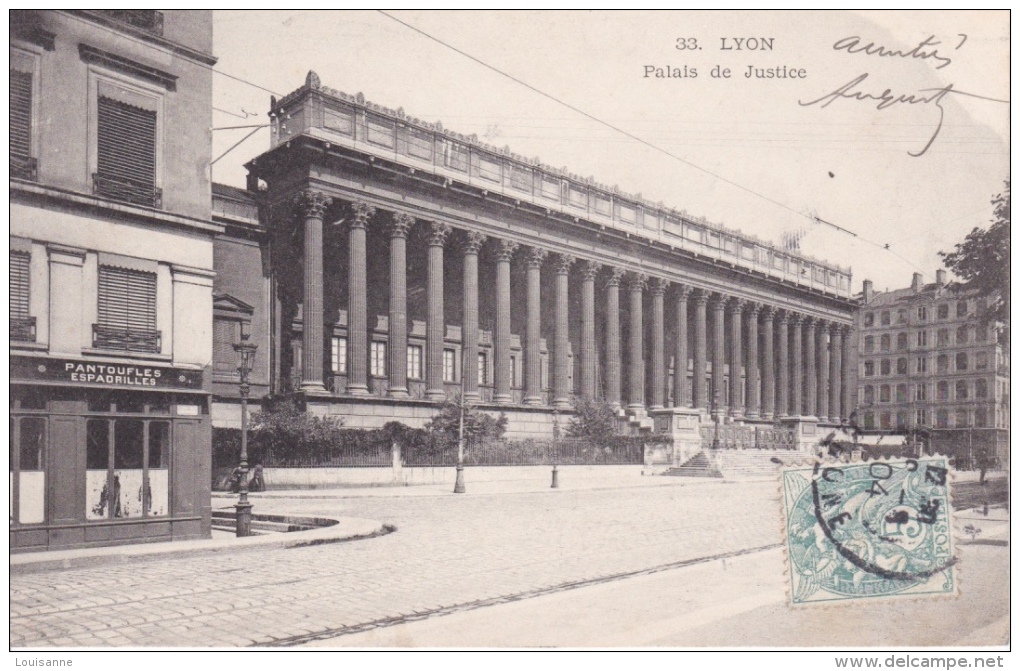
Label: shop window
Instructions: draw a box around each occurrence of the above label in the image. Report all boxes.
[956,381,968,400]
[370,342,386,377]
[10,416,46,524]
[10,250,35,342]
[443,348,457,383]
[85,418,169,520]
[896,333,908,351]
[95,265,159,353]
[331,336,348,375]
[955,352,968,371]
[407,344,422,379]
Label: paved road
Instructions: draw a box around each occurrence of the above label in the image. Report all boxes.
[10,477,1008,648]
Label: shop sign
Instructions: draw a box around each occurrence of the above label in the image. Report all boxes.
[11,356,204,390]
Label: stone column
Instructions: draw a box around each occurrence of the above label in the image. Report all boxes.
[295,190,332,393]
[627,273,647,412]
[711,294,727,412]
[604,267,624,407]
[649,277,668,410]
[462,231,486,402]
[761,306,776,420]
[580,260,600,400]
[791,315,804,416]
[386,212,413,398]
[524,246,548,405]
[841,325,854,422]
[692,289,709,410]
[673,285,691,407]
[728,297,744,418]
[426,221,451,401]
[493,240,518,404]
[745,303,761,419]
[346,201,375,395]
[804,317,817,417]
[553,254,574,408]
[817,321,830,422]
[829,323,843,423]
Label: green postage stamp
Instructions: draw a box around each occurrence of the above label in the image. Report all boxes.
[782,456,957,605]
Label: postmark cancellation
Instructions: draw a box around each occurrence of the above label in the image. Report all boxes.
[782,456,958,606]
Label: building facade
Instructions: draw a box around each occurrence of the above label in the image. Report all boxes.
[856,272,1009,467]
[10,11,218,551]
[222,72,857,448]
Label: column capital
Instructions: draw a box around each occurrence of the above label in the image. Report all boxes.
[463,230,487,254]
[788,312,804,326]
[495,238,519,262]
[727,296,747,313]
[760,304,776,320]
[745,301,762,316]
[626,272,648,292]
[828,321,843,335]
[676,283,693,300]
[294,189,332,219]
[581,259,602,280]
[426,221,452,246]
[710,292,728,311]
[350,200,376,229]
[693,288,710,305]
[841,323,854,337]
[526,246,549,268]
[554,253,575,275]
[803,315,817,330]
[649,276,669,296]
[606,266,625,287]
[388,212,414,239]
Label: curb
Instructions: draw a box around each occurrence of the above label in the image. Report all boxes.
[10,516,392,575]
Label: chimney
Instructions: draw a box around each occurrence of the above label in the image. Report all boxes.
[912,272,923,292]
[863,279,873,303]
[936,269,947,287]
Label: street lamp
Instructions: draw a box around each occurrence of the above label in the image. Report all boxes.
[454,348,466,494]
[711,390,721,450]
[233,331,258,536]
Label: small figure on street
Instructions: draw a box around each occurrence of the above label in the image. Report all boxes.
[228,466,244,493]
[248,463,265,492]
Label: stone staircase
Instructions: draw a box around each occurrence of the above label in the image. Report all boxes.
[211,510,335,535]
[665,449,807,479]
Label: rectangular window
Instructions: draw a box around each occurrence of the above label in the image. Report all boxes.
[915,384,927,401]
[370,342,386,377]
[407,344,422,379]
[916,330,929,348]
[937,304,949,320]
[10,59,35,180]
[880,311,890,326]
[10,250,34,342]
[95,265,159,352]
[10,416,46,524]
[864,313,875,327]
[975,351,989,370]
[95,93,160,207]
[917,306,928,321]
[213,319,239,375]
[916,409,927,427]
[896,384,907,403]
[937,329,949,347]
[863,361,875,377]
[916,357,927,374]
[331,336,347,374]
[443,348,457,383]
[477,352,488,385]
[880,359,891,376]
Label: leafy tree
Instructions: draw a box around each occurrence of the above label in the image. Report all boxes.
[939,179,1010,339]
[565,396,619,443]
[248,397,346,461]
[424,395,508,446]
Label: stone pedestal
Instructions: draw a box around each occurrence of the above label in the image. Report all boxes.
[651,407,705,467]
[781,416,820,452]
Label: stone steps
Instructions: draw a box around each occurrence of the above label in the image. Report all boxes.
[665,449,807,478]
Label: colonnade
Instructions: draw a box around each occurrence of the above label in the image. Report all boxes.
[295,191,854,422]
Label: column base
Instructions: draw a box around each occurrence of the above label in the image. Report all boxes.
[387,387,409,399]
[552,397,571,409]
[300,382,328,395]
[522,395,543,406]
[425,389,446,402]
[493,393,512,405]
[346,384,369,396]
[463,392,480,403]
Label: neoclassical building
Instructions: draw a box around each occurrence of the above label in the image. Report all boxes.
[225,72,857,443]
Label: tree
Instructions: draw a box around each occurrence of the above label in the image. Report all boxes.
[424,395,508,447]
[939,179,1010,339]
[565,396,619,443]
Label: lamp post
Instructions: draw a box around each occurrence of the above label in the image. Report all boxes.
[233,332,258,536]
[454,349,466,494]
[711,390,721,450]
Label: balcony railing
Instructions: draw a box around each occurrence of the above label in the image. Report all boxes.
[10,316,36,343]
[94,10,164,35]
[10,155,37,181]
[93,172,162,209]
[92,324,162,353]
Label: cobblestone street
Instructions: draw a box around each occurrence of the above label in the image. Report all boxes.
[11,479,779,647]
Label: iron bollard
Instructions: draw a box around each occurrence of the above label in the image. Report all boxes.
[551,465,559,489]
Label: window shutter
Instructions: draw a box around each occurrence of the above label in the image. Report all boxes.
[213,319,238,374]
[98,266,157,331]
[96,95,157,205]
[10,70,32,159]
[10,252,30,319]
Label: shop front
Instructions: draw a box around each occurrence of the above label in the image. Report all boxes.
[10,355,212,552]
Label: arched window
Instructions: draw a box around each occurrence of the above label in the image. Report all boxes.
[864,385,874,404]
[956,352,968,371]
[936,409,948,428]
[863,412,875,429]
[937,354,949,373]
[976,379,988,398]
[896,332,908,350]
[956,381,968,400]
[897,358,908,374]
[937,381,949,400]
[957,300,968,318]
[880,359,891,375]
[955,408,968,427]
[956,325,969,344]
[880,385,890,403]
[880,334,891,351]
[896,384,907,403]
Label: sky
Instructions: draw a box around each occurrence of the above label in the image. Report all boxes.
[209,10,1010,295]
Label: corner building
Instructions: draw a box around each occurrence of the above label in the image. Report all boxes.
[10,11,218,551]
[240,73,857,446]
